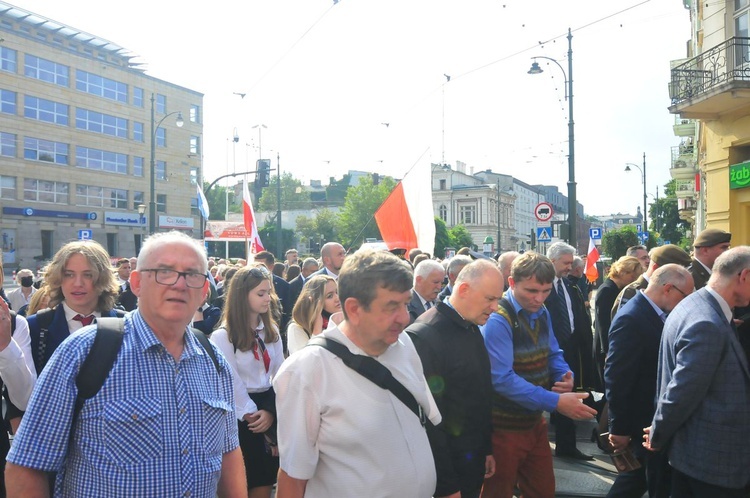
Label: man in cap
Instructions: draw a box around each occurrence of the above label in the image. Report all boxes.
[611,244,692,319]
[689,228,731,290]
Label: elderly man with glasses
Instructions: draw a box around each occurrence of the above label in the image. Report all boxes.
[6,232,246,498]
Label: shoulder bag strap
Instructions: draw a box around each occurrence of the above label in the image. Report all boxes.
[307,336,427,425]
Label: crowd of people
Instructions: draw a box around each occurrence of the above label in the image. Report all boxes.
[0,227,747,498]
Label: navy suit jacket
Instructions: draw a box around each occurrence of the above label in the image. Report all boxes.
[604,291,663,441]
[288,275,305,308]
[651,288,750,489]
[407,289,428,325]
[272,274,291,332]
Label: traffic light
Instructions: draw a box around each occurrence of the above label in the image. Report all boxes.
[256,159,270,187]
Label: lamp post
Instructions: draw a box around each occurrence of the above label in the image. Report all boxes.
[528,28,575,249]
[625,152,647,234]
[149,93,183,235]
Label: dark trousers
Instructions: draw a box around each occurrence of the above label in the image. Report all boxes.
[671,469,745,498]
[449,450,486,498]
[606,449,671,498]
[552,412,577,453]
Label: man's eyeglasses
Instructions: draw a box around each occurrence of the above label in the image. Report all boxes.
[665,283,688,298]
[141,269,208,288]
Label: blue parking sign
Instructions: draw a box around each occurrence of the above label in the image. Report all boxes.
[78,229,92,240]
[589,228,602,240]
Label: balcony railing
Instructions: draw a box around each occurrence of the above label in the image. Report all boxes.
[671,144,696,169]
[669,36,750,106]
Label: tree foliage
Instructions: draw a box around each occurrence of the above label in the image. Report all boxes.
[258,224,296,258]
[433,217,452,258]
[336,174,396,248]
[601,226,639,260]
[449,225,474,250]
[258,172,311,212]
[203,182,228,220]
[296,209,340,254]
[649,179,690,248]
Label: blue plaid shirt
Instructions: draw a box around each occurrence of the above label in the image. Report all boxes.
[8,311,239,497]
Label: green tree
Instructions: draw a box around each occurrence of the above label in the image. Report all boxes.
[258,224,296,258]
[325,174,352,206]
[449,225,474,250]
[433,217,452,258]
[601,226,639,259]
[295,209,339,254]
[650,179,690,248]
[336,174,396,248]
[258,172,311,212]
[203,182,228,220]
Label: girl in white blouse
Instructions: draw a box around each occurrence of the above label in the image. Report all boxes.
[210,265,283,498]
[286,275,341,354]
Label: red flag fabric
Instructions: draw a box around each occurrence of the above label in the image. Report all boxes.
[585,237,599,283]
[243,177,265,253]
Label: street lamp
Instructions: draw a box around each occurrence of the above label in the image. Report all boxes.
[528,28,576,249]
[137,203,146,254]
[625,152,647,233]
[149,93,183,235]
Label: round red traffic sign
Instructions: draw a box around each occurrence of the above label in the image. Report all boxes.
[534,202,554,222]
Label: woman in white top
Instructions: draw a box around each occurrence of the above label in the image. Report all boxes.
[209,265,283,498]
[287,275,341,355]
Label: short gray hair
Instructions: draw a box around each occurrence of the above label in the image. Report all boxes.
[712,246,750,279]
[626,245,647,257]
[301,257,319,270]
[546,241,576,261]
[446,255,472,277]
[571,256,585,271]
[414,259,444,283]
[138,231,207,274]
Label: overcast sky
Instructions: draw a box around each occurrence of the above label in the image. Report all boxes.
[12,0,690,217]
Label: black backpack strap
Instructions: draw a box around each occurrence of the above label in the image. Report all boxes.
[34,307,56,372]
[307,336,427,426]
[191,328,220,372]
[73,317,125,422]
[9,310,15,336]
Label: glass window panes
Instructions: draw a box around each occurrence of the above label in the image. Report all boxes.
[75,69,127,103]
[0,132,15,157]
[24,96,68,126]
[75,185,128,209]
[156,160,166,180]
[133,87,144,107]
[75,108,127,138]
[156,127,166,147]
[156,94,166,114]
[0,89,15,115]
[23,179,68,203]
[459,205,476,225]
[1,47,17,73]
[190,104,200,123]
[133,122,144,142]
[156,194,166,213]
[190,136,200,154]
[24,137,68,165]
[0,175,16,199]
[133,191,144,210]
[24,54,68,87]
[133,156,144,177]
[75,146,127,174]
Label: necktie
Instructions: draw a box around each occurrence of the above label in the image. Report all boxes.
[253,333,271,373]
[73,314,95,326]
[425,301,432,310]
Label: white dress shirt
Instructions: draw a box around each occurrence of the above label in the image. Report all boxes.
[0,314,37,410]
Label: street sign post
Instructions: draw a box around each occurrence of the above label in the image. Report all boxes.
[78,229,92,241]
[536,226,552,242]
[534,202,554,223]
[589,227,602,240]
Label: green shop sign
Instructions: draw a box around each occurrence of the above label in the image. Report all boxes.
[730,161,750,190]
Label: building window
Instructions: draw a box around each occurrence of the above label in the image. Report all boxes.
[133,87,144,107]
[459,205,476,225]
[24,96,68,126]
[156,194,167,213]
[24,137,68,165]
[439,204,447,222]
[156,160,166,180]
[190,136,200,155]
[75,108,127,138]
[156,127,166,147]
[156,94,166,114]
[1,47,17,73]
[191,196,200,216]
[439,179,446,190]
[133,122,144,142]
[133,156,144,177]
[24,54,68,87]
[0,175,15,199]
[190,167,199,185]
[23,179,69,203]
[133,191,144,210]
[190,104,200,123]
[0,132,16,157]
[75,69,127,103]
[75,146,127,174]
[76,184,128,209]
[0,89,15,115]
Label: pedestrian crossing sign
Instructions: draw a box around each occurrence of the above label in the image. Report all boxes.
[536,227,552,242]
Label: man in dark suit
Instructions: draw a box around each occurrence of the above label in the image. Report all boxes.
[646,247,750,497]
[254,251,292,334]
[310,242,346,280]
[407,259,503,498]
[288,257,320,307]
[605,264,694,498]
[688,228,731,290]
[407,260,445,324]
[437,255,472,303]
[544,242,596,460]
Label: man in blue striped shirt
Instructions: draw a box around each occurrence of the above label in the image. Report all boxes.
[6,231,246,498]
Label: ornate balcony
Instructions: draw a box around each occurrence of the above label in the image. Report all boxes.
[670,143,698,180]
[669,37,750,118]
[673,116,696,137]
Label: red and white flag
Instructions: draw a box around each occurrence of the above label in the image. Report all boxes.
[242,177,265,253]
[374,162,435,255]
[585,237,599,283]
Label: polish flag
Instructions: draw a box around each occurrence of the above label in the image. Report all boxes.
[374,162,435,255]
[242,177,265,253]
[585,237,599,283]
